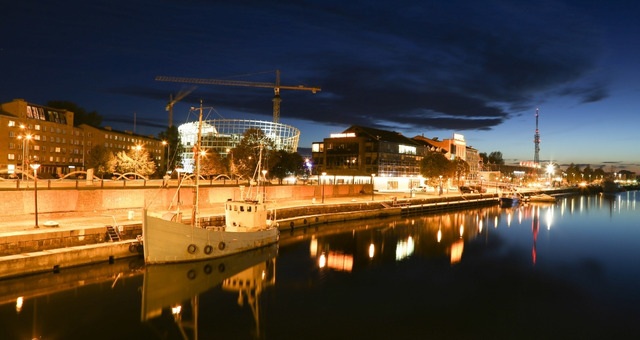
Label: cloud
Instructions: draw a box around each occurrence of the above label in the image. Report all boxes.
[136,0,608,134]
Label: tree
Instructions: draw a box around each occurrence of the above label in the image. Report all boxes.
[420,152,453,185]
[269,150,304,184]
[46,101,102,127]
[199,149,226,178]
[230,128,275,180]
[565,163,582,184]
[86,145,112,178]
[158,125,181,173]
[488,151,504,165]
[452,158,470,186]
[108,148,157,177]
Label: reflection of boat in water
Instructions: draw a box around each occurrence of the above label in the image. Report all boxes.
[526,193,557,203]
[142,103,279,264]
[141,244,277,339]
[601,179,623,197]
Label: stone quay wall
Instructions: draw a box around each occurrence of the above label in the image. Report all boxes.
[0,184,367,218]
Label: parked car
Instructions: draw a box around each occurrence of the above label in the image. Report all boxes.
[459,186,475,194]
[416,185,435,192]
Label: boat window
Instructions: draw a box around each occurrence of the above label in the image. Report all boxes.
[240,206,245,212]
[247,206,252,212]
[234,205,237,212]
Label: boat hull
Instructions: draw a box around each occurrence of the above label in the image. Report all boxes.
[499,197,519,207]
[142,210,279,264]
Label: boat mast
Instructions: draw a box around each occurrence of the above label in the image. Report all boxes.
[257,143,264,203]
[191,101,203,227]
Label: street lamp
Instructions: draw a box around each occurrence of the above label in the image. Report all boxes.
[18,132,32,181]
[321,172,327,203]
[162,140,170,174]
[261,169,267,202]
[546,163,554,187]
[30,163,41,228]
[371,173,376,201]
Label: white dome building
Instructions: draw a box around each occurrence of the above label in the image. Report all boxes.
[177,118,300,173]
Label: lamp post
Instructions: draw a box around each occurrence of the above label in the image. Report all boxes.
[18,132,32,181]
[546,163,554,187]
[261,169,267,202]
[321,172,327,203]
[134,144,143,178]
[162,140,170,174]
[371,174,376,201]
[439,175,443,196]
[30,163,41,228]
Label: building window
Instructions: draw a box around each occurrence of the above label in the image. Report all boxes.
[8,120,16,127]
[8,154,15,160]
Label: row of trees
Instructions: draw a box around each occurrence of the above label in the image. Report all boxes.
[85,127,306,182]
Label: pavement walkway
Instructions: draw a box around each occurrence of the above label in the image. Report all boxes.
[0,191,444,236]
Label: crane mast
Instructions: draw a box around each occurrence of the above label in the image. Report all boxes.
[155,70,321,123]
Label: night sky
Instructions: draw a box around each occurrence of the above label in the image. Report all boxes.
[2,0,639,171]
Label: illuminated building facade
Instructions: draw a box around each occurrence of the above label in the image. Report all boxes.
[178,118,300,173]
[0,99,163,178]
[311,125,425,178]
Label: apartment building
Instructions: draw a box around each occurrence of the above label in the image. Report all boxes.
[1,99,162,178]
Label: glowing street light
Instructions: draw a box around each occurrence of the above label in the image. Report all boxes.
[162,140,171,174]
[30,163,41,228]
[18,131,32,181]
[261,169,267,202]
[546,163,554,186]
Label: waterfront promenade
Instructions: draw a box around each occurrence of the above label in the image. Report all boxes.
[0,187,574,279]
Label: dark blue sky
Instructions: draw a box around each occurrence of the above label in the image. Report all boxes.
[2,0,639,171]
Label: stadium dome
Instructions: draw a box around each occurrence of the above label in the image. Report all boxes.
[177,118,300,173]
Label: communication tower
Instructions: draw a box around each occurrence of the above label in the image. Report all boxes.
[534,108,540,166]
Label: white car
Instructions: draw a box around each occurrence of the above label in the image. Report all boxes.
[416,185,435,192]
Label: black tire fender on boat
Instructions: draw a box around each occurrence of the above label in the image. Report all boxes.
[218,242,226,250]
[203,264,212,274]
[187,244,197,254]
[218,263,225,273]
[129,244,136,253]
[187,269,196,280]
[204,245,213,254]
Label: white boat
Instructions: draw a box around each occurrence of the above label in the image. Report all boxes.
[527,193,557,203]
[142,103,280,264]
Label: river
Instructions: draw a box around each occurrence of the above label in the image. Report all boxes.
[1,192,638,339]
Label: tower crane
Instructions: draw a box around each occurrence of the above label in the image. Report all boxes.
[155,70,321,123]
[165,86,196,127]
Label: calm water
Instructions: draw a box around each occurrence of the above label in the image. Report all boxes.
[1,192,639,339]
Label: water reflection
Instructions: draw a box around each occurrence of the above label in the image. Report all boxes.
[141,244,277,339]
[2,192,639,338]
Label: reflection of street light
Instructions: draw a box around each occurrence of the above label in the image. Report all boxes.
[371,174,376,201]
[30,163,41,228]
[321,172,327,203]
